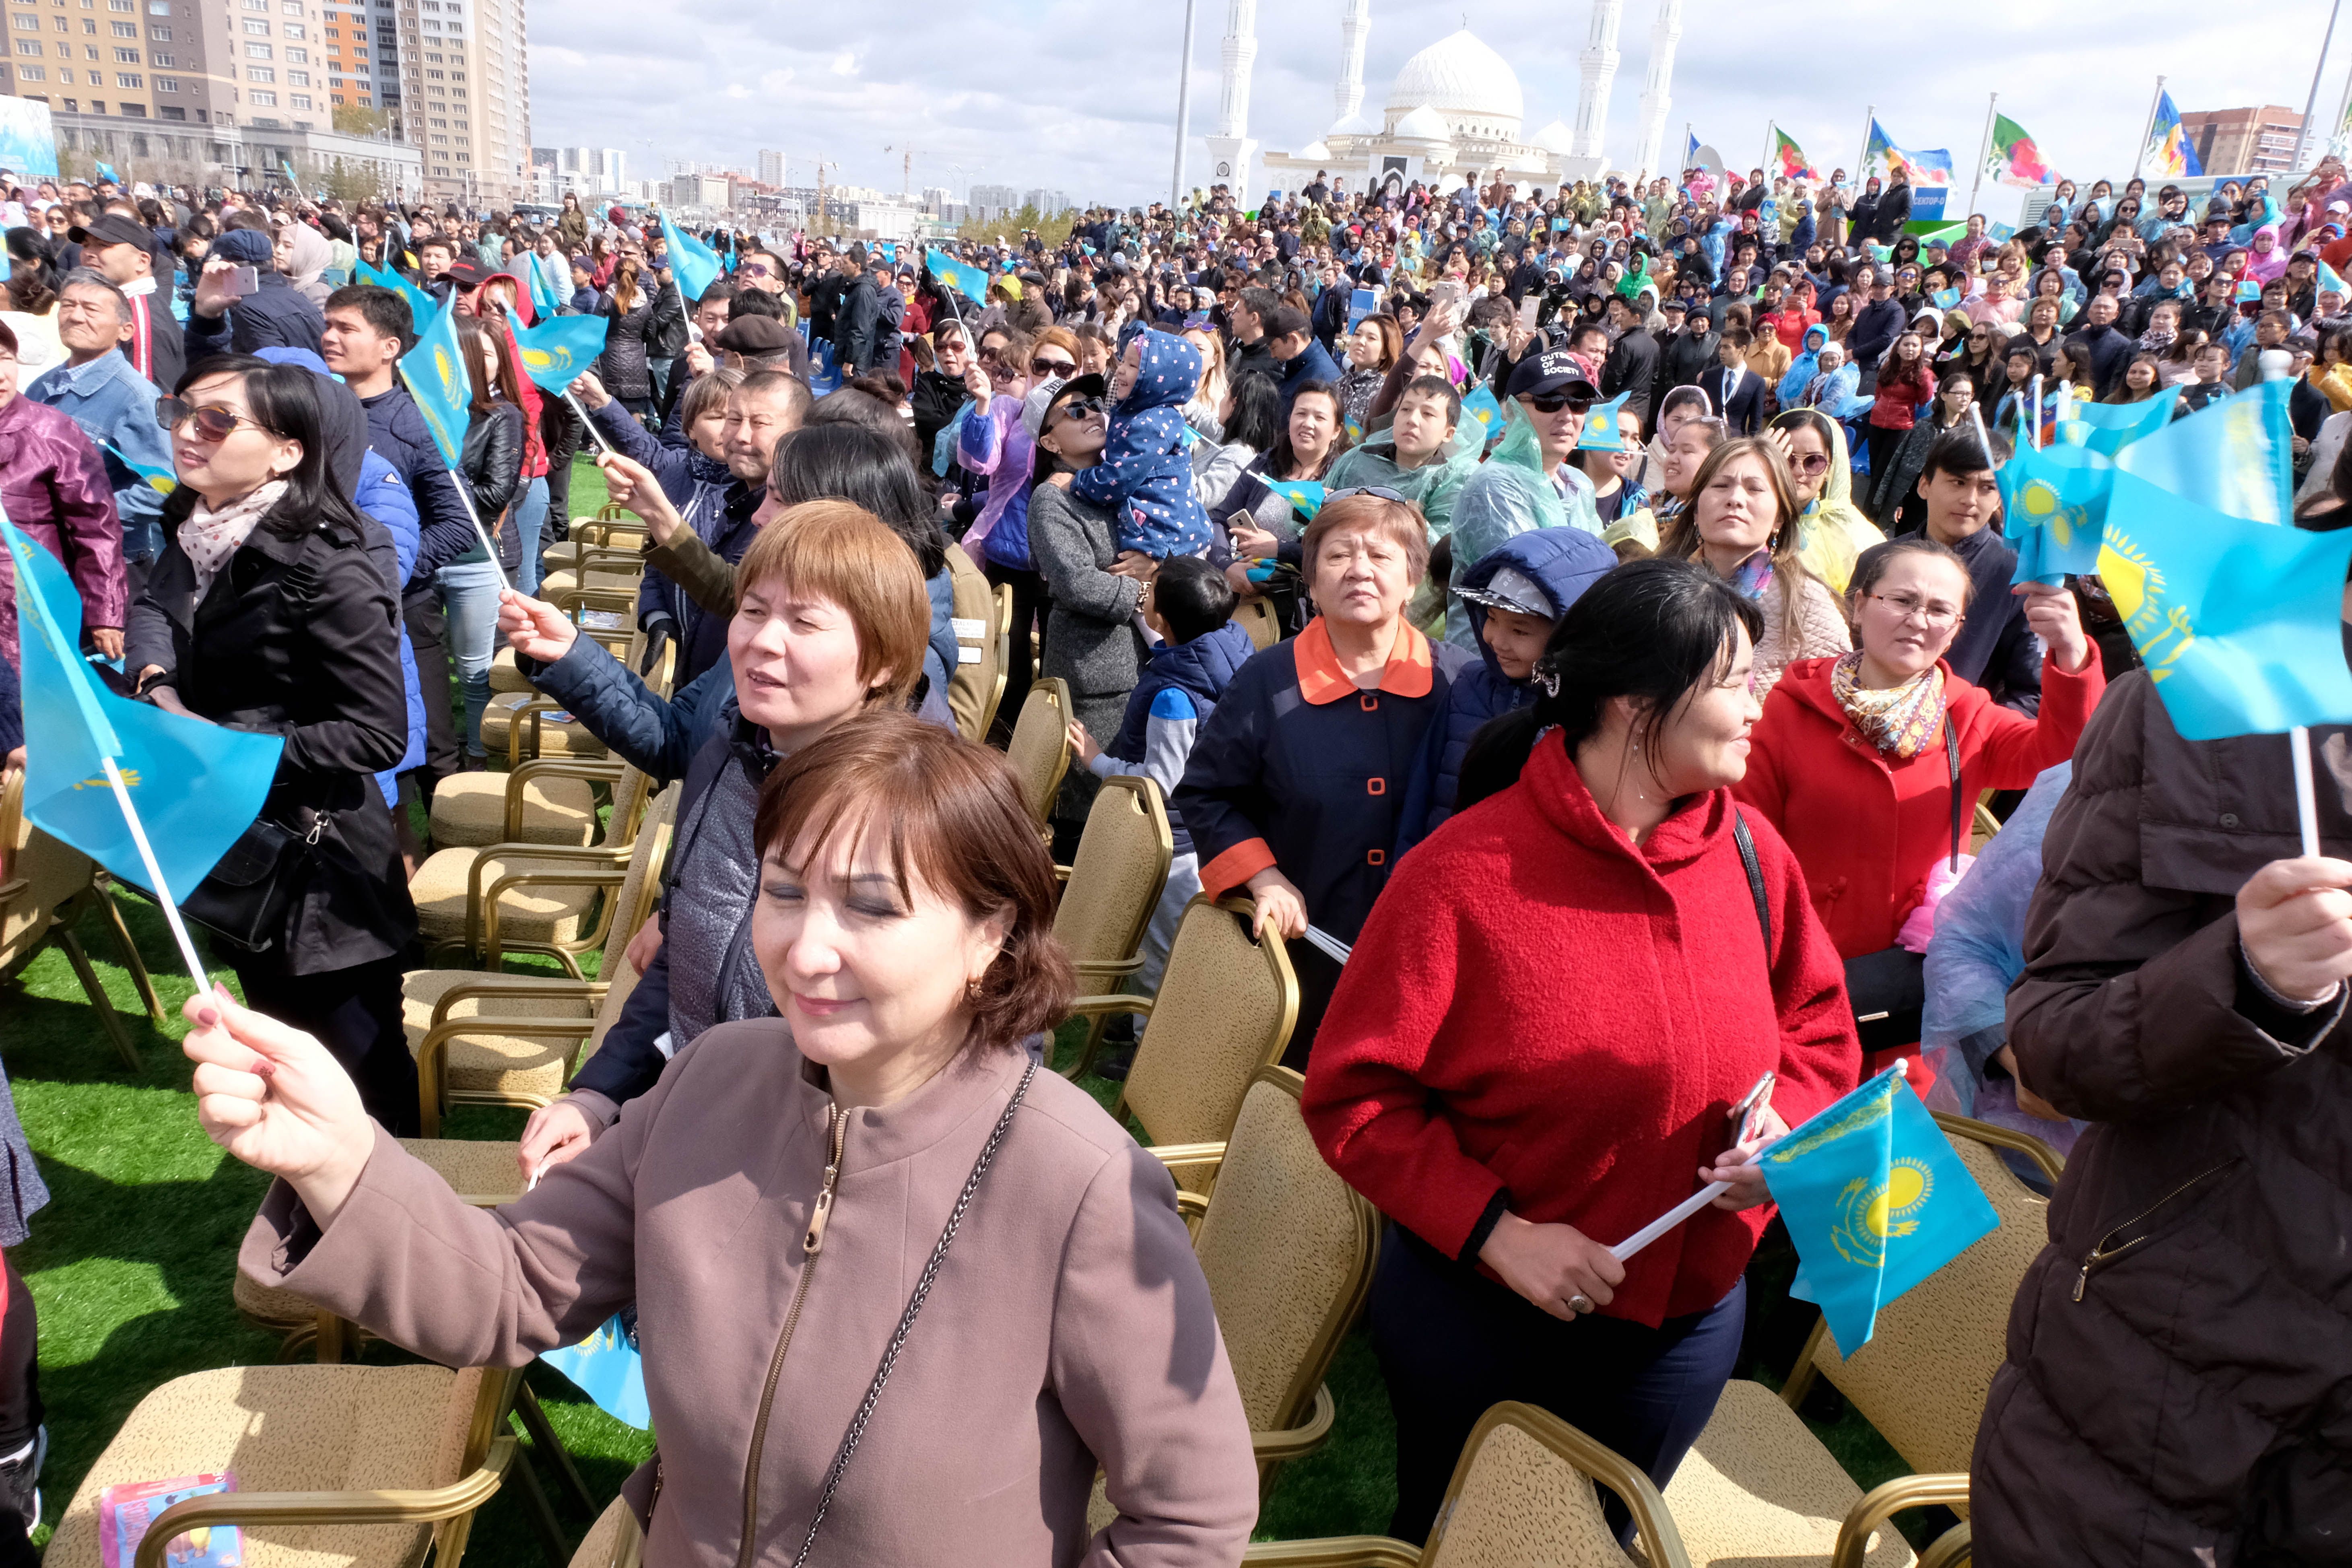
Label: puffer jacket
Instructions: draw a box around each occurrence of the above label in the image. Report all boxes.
[1971,671,2352,1565]
[1393,526,1614,857]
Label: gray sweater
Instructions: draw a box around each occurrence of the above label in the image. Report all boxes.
[1029,478,1145,704]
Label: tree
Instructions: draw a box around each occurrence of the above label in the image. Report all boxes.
[322,156,386,205]
[333,104,396,138]
[954,202,1076,251]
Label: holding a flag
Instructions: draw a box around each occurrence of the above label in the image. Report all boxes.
[654,210,722,303]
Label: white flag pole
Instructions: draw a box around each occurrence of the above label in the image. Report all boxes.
[99,756,211,996]
[565,389,617,457]
[2292,727,2323,858]
[443,467,512,595]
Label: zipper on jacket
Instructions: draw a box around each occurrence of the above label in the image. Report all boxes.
[2072,1158,2239,1303]
[736,1103,846,1568]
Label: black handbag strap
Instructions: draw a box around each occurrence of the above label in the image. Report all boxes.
[790,1059,1037,1567]
[1732,808,1771,955]
[1943,715,1963,873]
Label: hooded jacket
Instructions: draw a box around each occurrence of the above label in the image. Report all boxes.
[1394,526,1615,857]
[1445,404,1602,643]
[1322,421,1483,542]
[1788,415,1885,597]
[1779,323,1830,408]
[1096,618,1257,857]
[1072,331,1214,558]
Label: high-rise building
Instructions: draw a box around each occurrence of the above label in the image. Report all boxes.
[1022,187,1069,214]
[389,0,528,204]
[2,0,194,126]
[757,146,784,185]
[2177,105,2305,177]
[969,181,1019,219]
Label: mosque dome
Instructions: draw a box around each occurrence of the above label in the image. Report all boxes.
[1384,29,1523,142]
[1297,140,1334,161]
[1326,109,1382,140]
[1390,104,1454,144]
[1530,119,1576,155]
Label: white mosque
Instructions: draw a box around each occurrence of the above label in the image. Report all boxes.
[1205,0,1686,200]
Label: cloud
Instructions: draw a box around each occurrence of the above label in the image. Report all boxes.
[526,0,2319,212]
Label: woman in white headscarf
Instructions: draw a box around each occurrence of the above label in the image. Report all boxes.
[273,219,335,307]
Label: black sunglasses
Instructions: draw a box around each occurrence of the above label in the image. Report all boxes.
[1031,357,1078,377]
[156,396,273,442]
[1525,393,1594,415]
[1053,396,1107,423]
[1328,485,1409,505]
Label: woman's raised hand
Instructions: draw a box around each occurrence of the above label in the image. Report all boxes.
[499,589,579,665]
[2238,855,2352,1003]
[183,985,374,1223]
[594,451,684,546]
[2014,581,2091,674]
[1702,1104,1789,1210]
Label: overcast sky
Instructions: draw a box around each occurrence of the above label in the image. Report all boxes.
[528,0,2342,216]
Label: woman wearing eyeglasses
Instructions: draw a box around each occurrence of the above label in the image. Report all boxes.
[957,325,1081,736]
[126,356,419,1133]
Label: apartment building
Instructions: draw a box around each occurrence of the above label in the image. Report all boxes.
[386,0,524,202]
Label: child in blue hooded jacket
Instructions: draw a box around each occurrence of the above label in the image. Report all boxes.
[1074,330,1217,560]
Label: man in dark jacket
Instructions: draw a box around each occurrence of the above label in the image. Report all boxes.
[1658,305,1720,398]
[1600,294,1659,423]
[1871,174,1913,243]
[2065,293,2134,397]
[1975,670,2352,1565]
[1846,268,1907,392]
[806,247,855,344]
[1265,305,1341,411]
[185,225,325,355]
[833,257,901,377]
[72,212,183,390]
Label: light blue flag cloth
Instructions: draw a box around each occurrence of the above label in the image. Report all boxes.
[3,511,282,899]
[924,245,989,305]
[355,256,439,338]
[526,253,564,318]
[1929,287,1962,311]
[95,161,121,185]
[2098,471,2352,740]
[101,440,177,496]
[280,158,299,188]
[538,1314,650,1429]
[2059,386,2179,456]
[657,211,722,303]
[877,240,897,266]
[509,313,610,394]
[1762,1063,2000,1356]
[2115,379,2293,526]
[1574,390,1633,451]
[1268,480,1326,521]
[398,297,473,467]
[2322,258,2350,300]
[1459,384,1505,443]
[1998,440,2113,585]
[1348,288,1379,329]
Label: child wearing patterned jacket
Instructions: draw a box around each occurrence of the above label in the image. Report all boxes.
[1073,330,1217,560]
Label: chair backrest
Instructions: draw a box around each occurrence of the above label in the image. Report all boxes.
[1004,678,1073,827]
[984,581,1015,734]
[600,765,655,852]
[1805,1114,2063,1477]
[1423,1402,1687,1568]
[569,1497,643,1568]
[1121,898,1297,1164]
[1053,776,1174,975]
[0,769,94,973]
[1194,1068,1378,1437]
[1235,596,1283,652]
[592,785,677,978]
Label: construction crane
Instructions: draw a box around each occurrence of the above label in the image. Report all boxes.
[883,142,918,201]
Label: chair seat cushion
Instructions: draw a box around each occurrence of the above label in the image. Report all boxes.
[428,771,598,849]
[489,646,533,695]
[43,1363,474,1568]
[399,1137,528,1205]
[1662,1380,1915,1568]
[481,693,604,760]
[409,847,596,946]
[401,969,594,1099]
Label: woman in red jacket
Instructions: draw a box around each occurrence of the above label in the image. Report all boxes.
[1734,535,2102,966]
[1303,558,1859,1545]
[1863,328,1936,493]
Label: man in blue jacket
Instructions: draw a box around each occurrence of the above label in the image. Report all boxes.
[183,225,325,355]
[1264,303,1341,411]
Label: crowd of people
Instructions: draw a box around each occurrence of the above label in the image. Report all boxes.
[2,145,2350,1564]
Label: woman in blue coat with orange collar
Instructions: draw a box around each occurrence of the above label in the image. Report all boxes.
[1173,489,1474,1067]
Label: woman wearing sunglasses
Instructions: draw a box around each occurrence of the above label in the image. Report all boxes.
[1765,406,1883,597]
[126,356,420,1134]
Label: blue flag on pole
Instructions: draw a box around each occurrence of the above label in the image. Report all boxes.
[1574,391,1633,451]
[398,297,474,467]
[525,254,564,319]
[924,245,989,306]
[95,161,121,185]
[1267,480,1326,521]
[2059,387,2179,455]
[1459,384,1505,443]
[1685,130,1701,166]
[1761,1064,2001,1355]
[2098,471,2352,740]
[538,1315,650,1429]
[355,256,439,338]
[101,440,177,496]
[508,313,610,394]
[656,211,721,303]
[2115,379,2294,526]
[2,512,282,898]
[280,158,300,189]
[1998,441,2115,584]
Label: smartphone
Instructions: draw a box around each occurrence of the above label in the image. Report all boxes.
[225,265,260,298]
[1727,1071,1777,1151]
[1518,294,1540,331]
[1432,278,1466,311]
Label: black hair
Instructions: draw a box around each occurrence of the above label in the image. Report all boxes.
[1150,554,1238,644]
[1223,370,1284,452]
[163,357,378,546]
[1849,535,1975,606]
[325,281,413,344]
[728,286,784,321]
[1919,424,2010,484]
[1268,380,1350,478]
[1454,558,1763,814]
[767,422,948,578]
[1398,373,1462,425]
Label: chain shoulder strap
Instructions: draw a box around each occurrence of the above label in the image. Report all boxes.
[788,1059,1038,1566]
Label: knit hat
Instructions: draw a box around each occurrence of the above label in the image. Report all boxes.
[212,227,273,264]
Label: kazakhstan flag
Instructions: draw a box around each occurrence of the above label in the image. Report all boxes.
[3,511,282,899]
[1459,384,1505,444]
[1268,480,1326,521]
[399,297,474,468]
[2059,388,2178,455]
[656,212,722,303]
[355,256,438,340]
[1762,1063,1999,1355]
[509,313,610,394]
[925,245,989,306]
[2098,470,2352,739]
[1998,440,2113,584]
[2116,379,2294,526]
[1575,391,1633,451]
[538,1313,649,1429]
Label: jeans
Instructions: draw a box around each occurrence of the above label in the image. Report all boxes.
[511,474,551,595]
[402,581,458,787]
[436,558,503,759]
[1372,1227,1746,1545]
[1138,851,1201,996]
[647,355,675,408]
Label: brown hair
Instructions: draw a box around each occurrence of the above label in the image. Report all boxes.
[451,309,524,408]
[1657,436,1811,617]
[677,364,744,432]
[752,710,1075,1052]
[1302,491,1432,587]
[733,501,929,709]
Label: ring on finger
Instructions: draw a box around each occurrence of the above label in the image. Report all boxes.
[1567,1292,1595,1315]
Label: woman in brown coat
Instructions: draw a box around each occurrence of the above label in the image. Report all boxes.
[183,711,1258,1567]
[1971,670,2352,1562]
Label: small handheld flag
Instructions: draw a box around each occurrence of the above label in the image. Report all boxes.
[280,158,300,189]
[508,313,610,394]
[2059,388,2179,455]
[1999,440,2112,585]
[1268,480,1326,521]
[1574,390,1632,451]
[539,1315,649,1429]
[355,256,438,339]
[526,253,564,319]
[656,211,722,303]
[2115,379,2293,527]
[1762,1061,2000,1355]
[400,299,509,592]
[1459,384,1505,443]
[923,246,989,308]
[95,161,122,185]
[101,441,177,496]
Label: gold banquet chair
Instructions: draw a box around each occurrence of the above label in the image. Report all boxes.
[408,766,656,975]
[1235,595,1284,651]
[1067,895,1297,1193]
[428,756,611,851]
[1242,1401,1692,1568]
[569,1497,642,1568]
[981,581,1016,738]
[0,768,163,1067]
[45,1363,519,1568]
[405,787,677,1135]
[480,614,673,769]
[1003,677,1072,830]
[1052,775,1174,1078]
[1659,1115,2063,1568]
